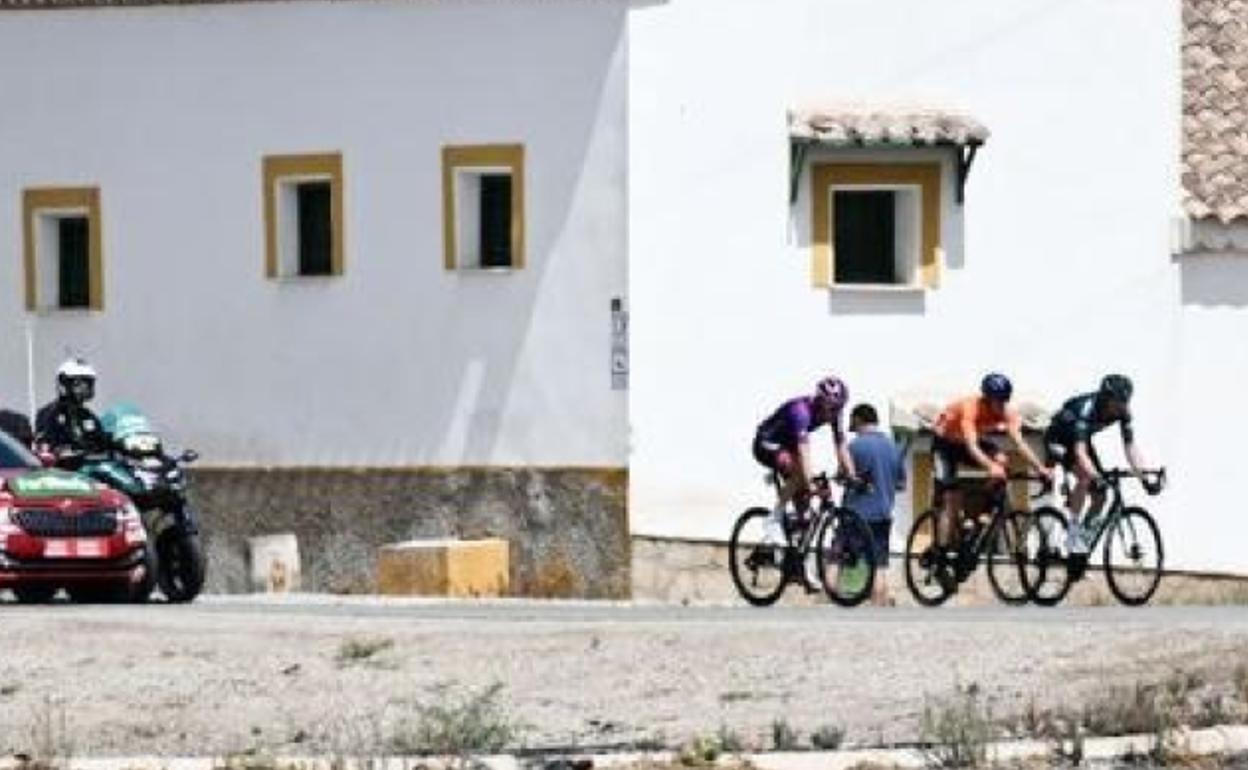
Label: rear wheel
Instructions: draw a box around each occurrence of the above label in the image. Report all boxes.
[12,585,57,604]
[1024,507,1073,607]
[728,508,787,607]
[1104,507,1163,606]
[985,511,1032,605]
[815,508,876,607]
[905,509,955,607]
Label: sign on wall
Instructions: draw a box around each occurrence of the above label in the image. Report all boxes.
[611,297,628,390]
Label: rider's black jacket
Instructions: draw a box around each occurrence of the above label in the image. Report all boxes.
[35,399,110,456]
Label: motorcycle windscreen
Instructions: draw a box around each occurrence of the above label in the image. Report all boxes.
[100,403,158,445]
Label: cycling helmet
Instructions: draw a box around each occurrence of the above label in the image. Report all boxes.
[1098,374,1133,404]
[814,376,849,411]
[980,372,1013,402]
[56,357,97,404]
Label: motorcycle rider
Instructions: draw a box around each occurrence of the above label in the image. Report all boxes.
[35,358,110,464]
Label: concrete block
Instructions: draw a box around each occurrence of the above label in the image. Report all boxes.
[248,534,301,593]
[377,538,509,597]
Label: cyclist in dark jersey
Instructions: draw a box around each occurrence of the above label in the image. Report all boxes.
[1044,374,1158,553]
[752,375,853,545]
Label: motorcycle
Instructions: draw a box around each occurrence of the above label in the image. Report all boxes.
[74,404,208,603]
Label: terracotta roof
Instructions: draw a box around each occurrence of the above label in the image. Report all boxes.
[1183,0,1248,222]
[789,108,989,147]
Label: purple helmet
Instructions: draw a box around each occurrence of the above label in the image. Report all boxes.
[815,376,848,411]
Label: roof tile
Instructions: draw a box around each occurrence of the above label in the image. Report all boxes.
[1183,0,1248,221]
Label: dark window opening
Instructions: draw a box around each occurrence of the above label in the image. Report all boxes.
[833,190,895,284]
[58,217,90,308]
[479,174,512,268]
[297,181,333,276]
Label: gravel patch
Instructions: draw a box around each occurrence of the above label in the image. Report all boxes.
[0,599,1245,757]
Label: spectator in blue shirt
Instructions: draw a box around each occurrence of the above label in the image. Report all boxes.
[844,403,906,606]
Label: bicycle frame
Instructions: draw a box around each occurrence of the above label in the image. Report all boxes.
[1066,468,1164,574]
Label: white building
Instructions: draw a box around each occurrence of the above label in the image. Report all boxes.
[0,0,1244,589]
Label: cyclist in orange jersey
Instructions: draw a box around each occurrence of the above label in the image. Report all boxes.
[931,373,1051,556]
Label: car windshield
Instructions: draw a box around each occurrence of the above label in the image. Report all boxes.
[0,431,39,470]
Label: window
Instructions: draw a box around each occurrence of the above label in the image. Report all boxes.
[442,144,525,271]
[22,187,103,311]
[262,153,344,279]
[810,163,941,289]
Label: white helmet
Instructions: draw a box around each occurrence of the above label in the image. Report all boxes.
[56,357,97,403]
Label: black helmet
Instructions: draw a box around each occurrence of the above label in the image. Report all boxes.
[1099,374,1133,404]
[980,372,1013,402]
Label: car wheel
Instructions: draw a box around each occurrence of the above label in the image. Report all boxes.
[12,585,57,604]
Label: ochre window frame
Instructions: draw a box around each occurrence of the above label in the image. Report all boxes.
[22,186,104,311]
[441,144,526,271]
[262,152,345,279]
[810,163,942,289]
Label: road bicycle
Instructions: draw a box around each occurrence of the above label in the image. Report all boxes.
[729,472,877,607]
[1023,468,1167,606]
[904,470,1050,607]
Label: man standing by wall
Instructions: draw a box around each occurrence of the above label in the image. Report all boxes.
[844,404,906,606]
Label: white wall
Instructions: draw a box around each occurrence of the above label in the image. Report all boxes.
[0,0,629,467]
[628,0,1248,574]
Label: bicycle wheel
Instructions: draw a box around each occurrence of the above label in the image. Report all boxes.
[1103,507,1163,606]
[904,509,955,607]
[1021,507,1072,607]
[985,511,1032,606]
[729,507,788,607]
[815,508,876,607]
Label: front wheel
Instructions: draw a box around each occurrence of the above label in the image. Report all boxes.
[985,511,1033,606]
[157,534,207,603]
[728,508,787,607]
[12,585,57,604]
[1103,507,1163,606]
[1023,507,1073,607]
[815,508,876,607]
[128,546,157,604]
[905,509,955,607]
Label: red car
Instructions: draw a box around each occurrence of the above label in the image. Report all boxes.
[0,430,153,603]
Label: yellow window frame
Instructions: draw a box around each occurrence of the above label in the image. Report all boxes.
[22,186,104,311]
[810,163,942,289]
[262,152,345,279]
[441,144,526,271]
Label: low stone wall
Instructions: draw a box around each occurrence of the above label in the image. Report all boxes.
[631,535,1248,607]
[187,467,629,598]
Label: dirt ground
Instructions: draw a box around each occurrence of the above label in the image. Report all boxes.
[0,598,1246,758]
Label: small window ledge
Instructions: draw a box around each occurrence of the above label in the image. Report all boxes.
[829,283,926,295]
[270,274,340,285]
[454,267,519,276]
[29,308,100,318]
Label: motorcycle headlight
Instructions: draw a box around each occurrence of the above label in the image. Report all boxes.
[0,504,16,536]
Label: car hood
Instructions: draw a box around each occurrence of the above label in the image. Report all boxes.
[0,468,122,508]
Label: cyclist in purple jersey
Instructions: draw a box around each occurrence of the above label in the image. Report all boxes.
[753,376,855,544]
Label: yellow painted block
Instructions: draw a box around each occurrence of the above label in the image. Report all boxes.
[377,538,509,597]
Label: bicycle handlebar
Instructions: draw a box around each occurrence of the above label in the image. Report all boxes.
[1101,467,1167,491]
[810,471,871,496]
